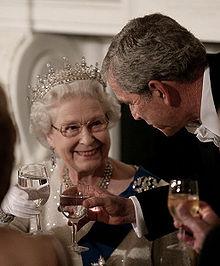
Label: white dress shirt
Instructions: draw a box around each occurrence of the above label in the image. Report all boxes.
[195,67,220,147]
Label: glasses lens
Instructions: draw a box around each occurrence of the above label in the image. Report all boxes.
[89,117,108,132]
[61,123,81,137]
[60,117,108,137]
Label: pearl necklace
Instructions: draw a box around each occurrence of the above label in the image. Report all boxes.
[63,160,113,189]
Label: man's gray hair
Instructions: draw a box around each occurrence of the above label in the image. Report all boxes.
[102,13,207,94]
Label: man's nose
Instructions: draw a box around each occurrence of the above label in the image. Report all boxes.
[129,105,141,120]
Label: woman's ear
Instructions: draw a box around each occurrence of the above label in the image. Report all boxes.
[46,134,54,147]
[148,80,180,107]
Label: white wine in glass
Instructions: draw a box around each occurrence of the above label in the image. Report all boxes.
[18,163,50,234]
[59,183,90,253]
[167,178,199,250]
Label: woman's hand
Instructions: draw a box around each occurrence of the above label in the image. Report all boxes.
[1,185,40,218]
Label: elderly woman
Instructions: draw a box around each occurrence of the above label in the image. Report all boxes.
[1,57,163,265]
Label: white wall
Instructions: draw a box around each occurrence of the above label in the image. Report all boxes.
[1,0,220,41]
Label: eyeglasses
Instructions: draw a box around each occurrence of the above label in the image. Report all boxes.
[51,116,109,138]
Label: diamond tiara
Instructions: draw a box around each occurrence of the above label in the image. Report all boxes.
[28,56,106,104]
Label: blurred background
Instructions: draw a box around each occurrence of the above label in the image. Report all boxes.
[1,0,220,182]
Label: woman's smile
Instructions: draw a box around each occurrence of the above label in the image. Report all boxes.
[74,147,101,157]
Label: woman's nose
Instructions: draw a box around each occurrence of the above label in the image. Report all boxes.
[78,126,94,145]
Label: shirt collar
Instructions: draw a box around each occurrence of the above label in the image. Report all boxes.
[200,67,220,137]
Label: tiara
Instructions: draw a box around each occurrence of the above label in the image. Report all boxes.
[28,57,106,104]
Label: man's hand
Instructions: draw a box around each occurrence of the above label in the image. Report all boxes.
[174,201,220,253]
[79,184,136,224]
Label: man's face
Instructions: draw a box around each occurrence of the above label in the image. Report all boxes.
[108,75,185,136]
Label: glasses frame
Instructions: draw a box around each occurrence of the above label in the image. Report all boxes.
[51,116,109,138]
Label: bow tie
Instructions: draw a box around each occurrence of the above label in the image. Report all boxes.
[195,125,220,148]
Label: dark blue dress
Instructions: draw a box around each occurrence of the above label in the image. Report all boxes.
[79,166,160,266]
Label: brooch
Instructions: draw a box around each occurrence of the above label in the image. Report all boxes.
[91,256,106,266]
[132,176,159,193]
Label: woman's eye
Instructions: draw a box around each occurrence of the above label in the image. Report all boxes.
[90,120,103,128]
[66,124,79,131]
[93,120,102,126]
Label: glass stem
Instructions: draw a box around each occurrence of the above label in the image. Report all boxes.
[72,223,78,247]
[179,227,186,248]
[179,227,185,239]
[35,213,42,232]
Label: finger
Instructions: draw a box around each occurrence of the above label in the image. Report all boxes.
[173,219,182,228]
[13,203,39,212]
[11,189,29,200]
[177,228,193,241]
[198,201,210,209]
[77,184,97,197]
[198,202,220,225]
[175,203,205,231]
[83,197,107,208]
[12,212,39,218]
[175,201,192,218]
[62,186,78,196]
[68,220,72,226]
[78,184,111,197]
[12,204,40,214]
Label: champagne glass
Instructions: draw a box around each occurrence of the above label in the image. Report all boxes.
[18,163,50,234]
[167,178,199,250]
[59,182,90,253]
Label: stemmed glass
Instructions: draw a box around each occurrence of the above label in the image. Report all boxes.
[18,163,50,234]
[167,178,199,250]
[59,182,90,253]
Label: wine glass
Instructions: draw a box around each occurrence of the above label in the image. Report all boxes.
[59,182,90,253]
[167,178,199,250]
[18,163,50,234]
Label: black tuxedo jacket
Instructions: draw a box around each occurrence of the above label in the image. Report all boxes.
[198,225,220,266]
[133,53,220,240]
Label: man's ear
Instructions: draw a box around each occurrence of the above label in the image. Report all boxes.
[148,80,180,107]
[148,80,171,105]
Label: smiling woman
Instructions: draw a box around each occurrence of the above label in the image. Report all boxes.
[1,57,164,265]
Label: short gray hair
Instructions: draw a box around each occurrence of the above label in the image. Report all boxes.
[102,13,207,94]
[30,79,121,147]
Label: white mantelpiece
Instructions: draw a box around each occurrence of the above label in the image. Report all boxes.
[0,0,130,36]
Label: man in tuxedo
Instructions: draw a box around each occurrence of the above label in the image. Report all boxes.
[83,12,220,246]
